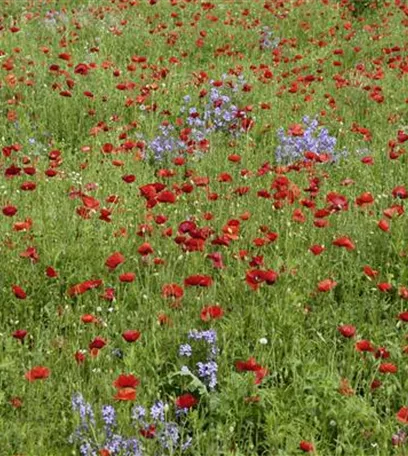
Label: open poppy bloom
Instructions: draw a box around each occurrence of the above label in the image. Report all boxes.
[184,274,213,287]
[114,388,136,401]
[396,407,408,425]
[200,305,224,322]
[105,252,125,270]
[175,393,198,409]
[25,366,50,382]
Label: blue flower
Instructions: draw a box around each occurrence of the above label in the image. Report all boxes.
[179,344,193,357]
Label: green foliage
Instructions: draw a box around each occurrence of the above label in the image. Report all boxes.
[348,0,381,16]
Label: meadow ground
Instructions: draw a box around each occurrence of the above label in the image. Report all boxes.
[1,0,408,454]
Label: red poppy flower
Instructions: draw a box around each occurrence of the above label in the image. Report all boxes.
[157,191,176,203]
[25,366,50,382]
[332,236,355,250]
[12,285,27,299]
[377,282,392,293]
[184,274,213,287]
[46,266,58,278]
[245,269,278,290]
[228,154,241,162]
[254,367,268,385]
[309,244,325,255]
[82,195,100,210]
[370,379,382,390]
[299,440,314,452]
[119,272,136,283]
[326,192,348,211]
[20,246,39,263]
[13,218,33,232]
[383,204,404,219]
[105,252,125,270]
[157,313,172,326]
[122,330,141,343]
[378,219,390,232]
[74,63,90,75]
[392,186,407,199]
[99,449,111,456]
[288,124,304,136]
[235,357,262,372]
[379,363,397,374]
[122,174,136,183]
[292,208,306,223]
[140,424,156,439]
[375,347,390,359]
[162,283,184,299]
[12,329,28,341]
[397,406,408,424]
[101,287,115,301]
[114,388,136,401]
[207,252,225,269]
[75,351,86,364]
[20,181,36,192]
[175,393,198,409]
[355,339,375,352]
[337,325,356,338]
[81,314,98,324]
[89,336,107,350]
[113,374,140,389]
[200,305,224,322]
[235,357,268,384]
[355,192,374,207]
[363,265,379,279]
[317,279,337,292]
[2,205,18,216]
[68,279,103,297]
[138,242,154,256]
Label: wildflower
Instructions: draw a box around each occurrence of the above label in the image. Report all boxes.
[122,330,141,343]
[275,115,346,164]
[105,252,125,270]
[299,441,314,452]
[338,325,356,338]
[175,393,198,410]
[179,344,193,357]
[200,305,224,322]
[396,407,408,425]
[25,366,50,382]
[150,401,165,422]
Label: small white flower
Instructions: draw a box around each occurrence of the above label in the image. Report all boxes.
[259,337,268,345]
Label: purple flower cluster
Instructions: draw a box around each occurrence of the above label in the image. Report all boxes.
[148,123,187,162]
[179,329,218,391]
[70,394,192,455]
[259,26,280,51]
[184,76,249,138]
[275,115,348,164]
[132,401,192,452]
[146,76,250,161]
[70,394,143,456]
